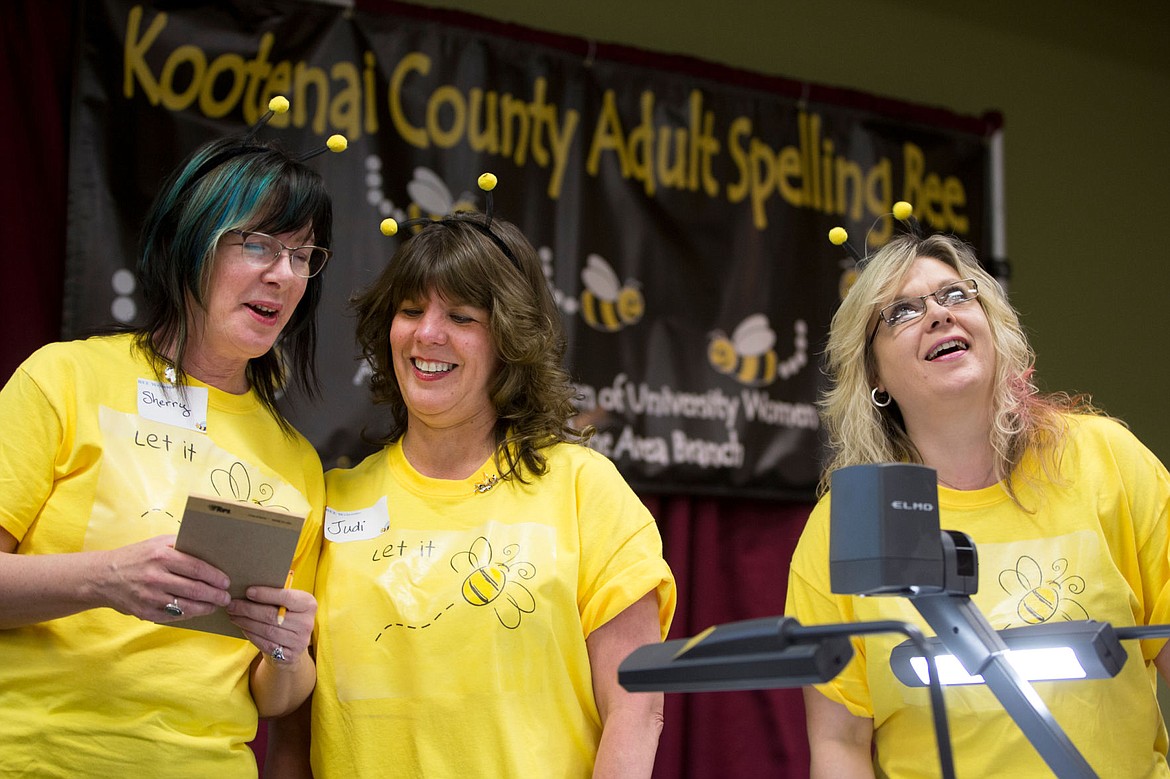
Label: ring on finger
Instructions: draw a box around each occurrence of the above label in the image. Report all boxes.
[163,598,184,618]
[271,645,287,662]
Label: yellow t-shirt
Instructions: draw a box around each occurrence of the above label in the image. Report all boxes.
[311,440,676,778]
[0,335,324,778]
[787,414,1170,778]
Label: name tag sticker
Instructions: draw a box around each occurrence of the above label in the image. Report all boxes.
[137,379,208,432]
[325,496,391,543]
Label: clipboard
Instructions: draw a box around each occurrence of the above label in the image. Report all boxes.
[171,494,306,639]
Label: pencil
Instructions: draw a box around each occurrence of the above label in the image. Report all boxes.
[276,569,294,625]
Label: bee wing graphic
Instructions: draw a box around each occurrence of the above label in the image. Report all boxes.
[407,167,455,216]
[1016,556,1043,587]
[450,535,493,571]
[732,314,777,355]
[505,581,536,614]
[450,191,477,212]
[999,555,1042,593]
[210,461,251,501]
[468,535,492,566]
[581,254,620,299]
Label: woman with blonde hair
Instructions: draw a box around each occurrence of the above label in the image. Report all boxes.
[786,225,1170,777]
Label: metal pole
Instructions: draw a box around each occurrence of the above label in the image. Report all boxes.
[911,593,1097,778]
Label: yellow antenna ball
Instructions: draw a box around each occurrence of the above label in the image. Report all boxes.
[268,96,290,114]
[893,201,913,221]
[478,172,498,192]
[326,134,347,153]
[380,218,399,236]
[828,226,849,246]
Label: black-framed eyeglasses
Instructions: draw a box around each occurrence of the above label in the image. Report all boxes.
[228,230,331,278]
[868,279,979,344]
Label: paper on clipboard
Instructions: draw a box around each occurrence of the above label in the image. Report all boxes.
[171,494,305,639]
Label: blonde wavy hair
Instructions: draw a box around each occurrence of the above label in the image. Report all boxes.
[818,233,1096,506]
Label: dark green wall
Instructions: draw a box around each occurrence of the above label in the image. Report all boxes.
[415,0,1170,462]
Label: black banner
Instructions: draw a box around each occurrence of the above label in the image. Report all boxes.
[66,0,997,499]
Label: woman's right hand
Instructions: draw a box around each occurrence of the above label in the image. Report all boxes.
[95,534,232,623]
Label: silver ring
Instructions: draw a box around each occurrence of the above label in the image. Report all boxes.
[271,645,287,662]
[163,599,184,618]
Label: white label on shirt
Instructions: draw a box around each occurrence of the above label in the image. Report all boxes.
[325,495,391,543]
[136,379,208,433]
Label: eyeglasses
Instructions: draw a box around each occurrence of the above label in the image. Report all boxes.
[228,230,331,278]
[868,279,979,343]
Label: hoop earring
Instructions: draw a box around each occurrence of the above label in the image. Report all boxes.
[871,387,892,408]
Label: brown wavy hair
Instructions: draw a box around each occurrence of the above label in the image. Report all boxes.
[352,213,590,483]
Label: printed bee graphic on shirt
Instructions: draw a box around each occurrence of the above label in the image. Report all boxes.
[140,508,178,527]
[450,536,536,629]
[998,555,1088,626]
[579,254,644,332]
[209,460,283,510]
[405,167,475,223]
[708,314,780,387]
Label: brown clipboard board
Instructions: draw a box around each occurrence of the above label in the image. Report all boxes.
[171,494,305,639]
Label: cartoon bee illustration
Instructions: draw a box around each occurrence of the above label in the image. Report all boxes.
[579,254,644,332]
[406,166,475,222]
[998,555,1088,626]
[450,536,536,629]
[708,314,779,387]
[140,508,178,526]
[209,461,278,508]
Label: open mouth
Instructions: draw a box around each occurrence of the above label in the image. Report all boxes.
[413,358,455,375]
[247,303,279,320]
[926,339,968,361]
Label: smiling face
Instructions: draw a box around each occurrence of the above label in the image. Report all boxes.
[870,255,995,422]
[390,289,500,435]
[185,226,311,390]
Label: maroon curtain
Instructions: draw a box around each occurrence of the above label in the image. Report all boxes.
[1,2,70,379]
[649,495,813,778]
[3,2,816,774]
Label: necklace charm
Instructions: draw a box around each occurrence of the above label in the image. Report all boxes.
[474,473,500,494]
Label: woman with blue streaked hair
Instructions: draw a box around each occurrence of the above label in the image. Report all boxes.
[0,130,333,776]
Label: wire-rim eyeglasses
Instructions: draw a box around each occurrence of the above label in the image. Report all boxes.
[228,229,331,278]
[867,279,979,345]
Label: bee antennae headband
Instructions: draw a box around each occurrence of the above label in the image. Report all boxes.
[182,96,347,195]
[379,172,521,273]
[829,200,921,270]
[246,96,349,160]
